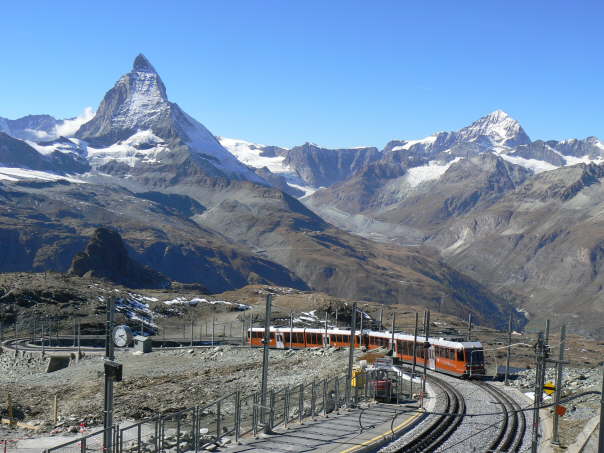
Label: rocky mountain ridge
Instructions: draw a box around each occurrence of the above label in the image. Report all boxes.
[0,54,519,330]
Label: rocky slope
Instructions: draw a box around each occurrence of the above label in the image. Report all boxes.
[68,227,171,289]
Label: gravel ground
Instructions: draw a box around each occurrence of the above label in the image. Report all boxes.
[509,366,602,449]
[0,345,360,437]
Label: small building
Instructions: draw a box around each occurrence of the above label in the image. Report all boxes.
[134,335,152,353]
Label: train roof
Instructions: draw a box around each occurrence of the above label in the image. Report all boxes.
[249,327,483,349]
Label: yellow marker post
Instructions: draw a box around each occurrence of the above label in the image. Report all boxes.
[543,381,556,396]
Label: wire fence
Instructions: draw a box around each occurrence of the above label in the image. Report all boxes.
[44,368,414,453]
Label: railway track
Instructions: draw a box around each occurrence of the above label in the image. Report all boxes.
[476,382,526,453]
[390,374,466,453]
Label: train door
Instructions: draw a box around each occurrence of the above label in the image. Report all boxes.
[275,332,285,349]
[323,334,330,347]
[428,346,436,370]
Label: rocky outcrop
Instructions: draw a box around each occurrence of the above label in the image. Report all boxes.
[69,228,171,289]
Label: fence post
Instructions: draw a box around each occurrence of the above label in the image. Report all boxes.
[137,423,141,453]
[235,392,241,444]
[269,390,275,431]
[335,377,340,413]
[80,437,86,453]
[177,414,181,453]
[284,387,289,428]
[299,384,304,424]
[311,381,316,420]
[253,393,259,437]
[193,407,199,453]
[216,400,221,443]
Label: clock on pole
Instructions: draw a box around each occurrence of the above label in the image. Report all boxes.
[112,325,133,348]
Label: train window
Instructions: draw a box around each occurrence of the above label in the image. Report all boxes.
[284,333,290,342]
[270,333,274,340]
[472,349,484,363]
[457,350,464,361]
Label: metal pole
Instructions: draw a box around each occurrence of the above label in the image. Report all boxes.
[411,312,418,396]
[359,307,363,335]
[260,294,272,433]
[598,364,604,453]
[379,305,384,332]
[324,311,328,348]
[531,332,545,453]
[335,307,338,328]
[211,314,215,346]
[504,313,512,385]
[103,298,115,451]
[544,319,550,349]
[421,310,430,404]
[242,319,245,346]
[551,324,566,446]
[77,320,81,358]
[467,313,473,341]
[73,317,77,347]
[289,312,293,349]
[41,320,45,356]
[190,320,194,347]
[346,303,357,407]
[390,313,396,356]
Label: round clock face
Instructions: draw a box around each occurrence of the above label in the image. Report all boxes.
[113,325,133,348]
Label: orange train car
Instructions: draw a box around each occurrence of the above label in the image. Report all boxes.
[247,327,485,378]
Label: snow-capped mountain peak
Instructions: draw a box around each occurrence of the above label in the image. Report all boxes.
[132,53,158,74]
[73,54,263,182]
[457,109,530,148]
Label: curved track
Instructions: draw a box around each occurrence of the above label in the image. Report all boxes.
[1,335,243,354]
[391,374,466,453]
[477,382,526,453]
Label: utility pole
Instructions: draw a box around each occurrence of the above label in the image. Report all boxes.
[531,332,546,453]
[190,320,194,347]
[598,364,603,453]
[77,320,81,358]
[289,312,293,349]
[335,307,338,328]
[103,297,116,451]
[467,313,473,341]
[390,313,396,355]
[379,305,384,332]
[73,317,77,348]
[41,320,45,356]
[421,310,430,405]
[211,313,215,346]
[411,312,418,396]
[551,324,566,446]
[359,306,363,334]
[504,313,512,385]
[346,303,357,407]
[324,311,328,348]
[260,294,272,433]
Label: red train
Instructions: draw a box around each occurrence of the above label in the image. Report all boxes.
[248,327,485,378]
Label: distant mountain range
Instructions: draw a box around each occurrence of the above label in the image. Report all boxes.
[3,54,604,335]
[0,54,519,331]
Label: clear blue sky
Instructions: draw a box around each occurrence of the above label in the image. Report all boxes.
[1,1,602,148]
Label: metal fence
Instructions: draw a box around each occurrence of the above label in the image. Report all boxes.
[44,368,414,453]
